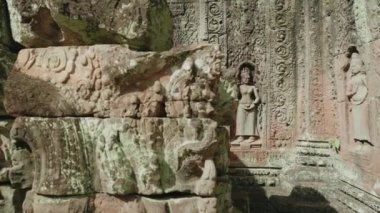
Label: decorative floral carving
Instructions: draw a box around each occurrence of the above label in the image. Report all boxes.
[268,0,296,146]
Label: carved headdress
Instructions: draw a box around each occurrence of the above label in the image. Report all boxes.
[350,53,365,75]
[236,62,255,85]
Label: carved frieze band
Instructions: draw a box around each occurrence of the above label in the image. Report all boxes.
[229,167,281,187]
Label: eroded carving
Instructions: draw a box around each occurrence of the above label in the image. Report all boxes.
[11,117,227,196]
[343,47,371,146]
[5,45,222,118]
[141,81,166,117]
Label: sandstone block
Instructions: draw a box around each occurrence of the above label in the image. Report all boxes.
[11,117,228,196]
[23,193,219,213]
[5,0,173,50]
[4,45,222,118]
[94,194,217,213]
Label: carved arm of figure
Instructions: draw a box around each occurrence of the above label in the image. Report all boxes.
[342,54,351,73]
[346,81,357,100]
[253,86,260,104]
[361,73,368,88]
[233,85,241,101]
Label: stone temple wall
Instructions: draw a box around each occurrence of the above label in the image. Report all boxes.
[166,1,380,211]
[0,0,379,212]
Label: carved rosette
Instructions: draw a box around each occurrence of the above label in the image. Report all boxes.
[206,0,226,51]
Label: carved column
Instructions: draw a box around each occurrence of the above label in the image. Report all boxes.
[296,0,324,140]
[268,0,297,148]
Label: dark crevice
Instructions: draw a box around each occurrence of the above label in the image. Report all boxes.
[13,138,32,153]
[0,0,24,53]
[114,0,121,9]
[0,115,15,120]
[114,192,214,200]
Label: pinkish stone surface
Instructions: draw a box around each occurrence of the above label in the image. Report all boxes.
[4,45,222,118]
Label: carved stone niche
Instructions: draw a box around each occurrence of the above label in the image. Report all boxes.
[4,44,222,119]
[231,62,262,150]
[10,117,229,197]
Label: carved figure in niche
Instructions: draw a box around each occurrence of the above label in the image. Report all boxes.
[166,48,222,118]
[166,57,195,118]
[343,47,372,145]
[124,94,140,118]
[189,73,216,117]
[232,63,260,145]
[141,81,166,117]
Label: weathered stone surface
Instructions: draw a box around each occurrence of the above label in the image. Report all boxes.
[22,193,220,213]
[5,0,173,51]
[0,120,12,183]
[0,121,28,213]
[94,194,217,213]
[0,0,20,115]
[0,119,33,190]
[2,0,380,212]
[4,44,222,118]
[24,192,93,213]
[0,46,15,115]
[0,186,26,213]
[11,117,228,196]
[0,120,33,192]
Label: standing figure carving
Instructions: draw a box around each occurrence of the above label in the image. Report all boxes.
[344,47,371,145]
[166,57,194,118]
[141,81,166,117]
[232,63,260,145]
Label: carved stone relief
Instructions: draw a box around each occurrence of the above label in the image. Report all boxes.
[268,0,297,148]
[206,0,226,50]
[2,0,380,211]
[5,0,173,51]
[331,0,356,56]
[231,63,261,148]
[168,0,200,46]
[169,0,302,151]
[11,117,227,196]
[4,45,223,118]
[0,120,12,183]
[344,51,371,146]
[2,42,232,212]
